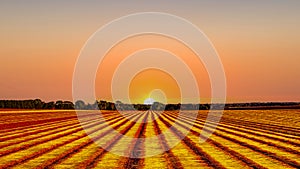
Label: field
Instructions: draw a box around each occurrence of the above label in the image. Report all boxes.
[0,109,299,169]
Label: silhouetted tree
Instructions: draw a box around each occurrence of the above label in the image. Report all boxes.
[55,100,63,109]
[43,101,55,109]
[151,102,165,111]
[62,101,74,109]
[75,100,86,110]
[34,99,43,109]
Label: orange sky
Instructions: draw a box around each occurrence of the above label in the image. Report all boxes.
[0,1,299,103]
[96,34,210,104]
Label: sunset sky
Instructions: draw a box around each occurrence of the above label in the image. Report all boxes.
[0,1,300,103]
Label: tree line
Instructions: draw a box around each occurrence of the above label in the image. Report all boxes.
[62,100,214,111]
[0,99,210,110]
[0,99,299,110]
[0,99,74,109]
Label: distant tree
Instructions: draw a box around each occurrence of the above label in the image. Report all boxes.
[62,101,74,109]
[165,104,180,110]
[98,100,109,110]
[199,104,209,110]
[75,100,86,110]
[0,101,4,108]
[55,100,63,109]
[43,101,55,109]
[24,100,34,109]
[115,101,123,110]
[34,99,43,109]
[109,102,116,110]
[151,102,165,111]
[86,102,98,110]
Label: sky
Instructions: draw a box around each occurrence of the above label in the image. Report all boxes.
[0,0,300,103]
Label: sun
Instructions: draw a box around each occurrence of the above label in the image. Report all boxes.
[144,98,155,105]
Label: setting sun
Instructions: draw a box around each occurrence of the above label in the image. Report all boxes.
[144,98,155,105]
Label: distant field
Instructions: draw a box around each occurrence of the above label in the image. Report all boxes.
[0,109,299,168]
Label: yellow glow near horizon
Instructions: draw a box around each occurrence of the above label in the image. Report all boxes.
[128,68,181,104]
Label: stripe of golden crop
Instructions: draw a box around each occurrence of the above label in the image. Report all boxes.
[55,143,101,168]
[154,111,210,168]
[92,114,145,168]
[144,112,163,156]
[12,113,122,169]
[119,111,148,138]
[11,114,114,169]
[167,115,254,169]
[53,113,135,168]
[144,154,169,169]
[144,111,168,168]
[93,152,122,169]
[12,136,92,169]
[0,114,81,137]
[211,134,293,168]
[215,127,300,165]
[0,113,110,167]
[0,121,80,148]
[90,113,141,155]
[189,113,300,165]
[206,119,300,153]
[0,118,76,138]
[190,112,300,151]
[107,113,147,159]
[185,110,300,144]
[0,121,86,155]
[0,127,86,167]
[188,120,295,168]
